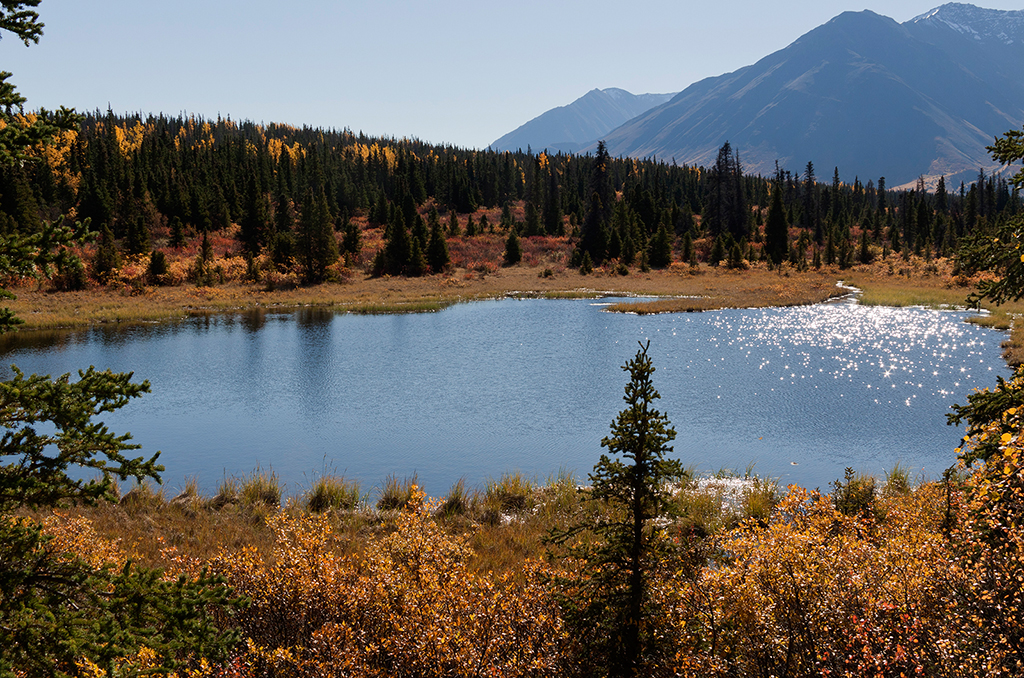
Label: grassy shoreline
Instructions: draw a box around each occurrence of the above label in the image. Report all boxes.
[8,255,1023,363]
[5,262,846,331]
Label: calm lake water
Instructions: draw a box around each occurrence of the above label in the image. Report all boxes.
[0,297,1009,497]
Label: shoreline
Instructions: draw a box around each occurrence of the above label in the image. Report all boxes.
[5,263,849,332]
[7,258,1024,365]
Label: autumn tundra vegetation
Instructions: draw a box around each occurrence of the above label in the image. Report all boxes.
[5,1,1024,676]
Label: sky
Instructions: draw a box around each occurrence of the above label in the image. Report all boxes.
[1,0,1022,150]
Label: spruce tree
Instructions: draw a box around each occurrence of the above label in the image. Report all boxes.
[376,208,412,277]
[298,188,339,284]
[503,228,522,266]
[340,213,361,257]
[124,215,150,256]
[859,229,873,264]
[169,215,186,248]
[93,224,120,279]
[708,235,725,267]
[549,342,684,677]
[427,217,450,273]
[647,224,673,268]
[764,183,788,267]
[0,7,242,675]
[581,141,613,262]
[448,209,461,237]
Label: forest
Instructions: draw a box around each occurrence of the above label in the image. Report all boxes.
[0,110,1019,292]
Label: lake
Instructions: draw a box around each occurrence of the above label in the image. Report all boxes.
[0,296,1009,498]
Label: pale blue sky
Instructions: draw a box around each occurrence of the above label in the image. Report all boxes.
[1,1,1020,149]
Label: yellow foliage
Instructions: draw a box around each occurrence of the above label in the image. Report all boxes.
[217,503,566,676]
[41,511,133,568]
[114,121,147,156]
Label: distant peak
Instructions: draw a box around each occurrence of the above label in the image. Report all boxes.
[908,4,1024,44]
[601,87,632,99]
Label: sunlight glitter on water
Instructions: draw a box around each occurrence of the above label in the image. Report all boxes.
[667,300,991,405]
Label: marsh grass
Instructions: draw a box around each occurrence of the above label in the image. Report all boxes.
[484,471,535,516]
[240,467,282,509]
[118,480,165,513]
[436,478,474,520]
[376,474,419,511]
[346,300,452,315]
[305,475,361,512]
[9,260,849,332]
[36,463,920,579]
[882,463,912,498]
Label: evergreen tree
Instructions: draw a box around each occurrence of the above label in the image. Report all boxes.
[727,243,746,269]
[543,165,563,235]
[647,223,673,268]
[93,223,120,279]
[426,216,450,273]
[620,230,636,266]
[524,201,542,237]
[825,229,837,266]
[147,249,168,282]
[375,208,412,277]
[859,229,873,264]
[681,232,693,265]
[124,214,150,256]
[169,215,186,248]
[447,209,461,237]
[764,183,788,267]
[708,235,725,267]
[407,236,427,277]
[297,188,338,284]
[549,342,684,677]
[579,250,594,275]
[606,226,622,262]
[0,7,242,676]
[581,141,613,262]
[340,213,361,257]
[239,177,270,255]
[503,228,522,266]
[704,141,747,239]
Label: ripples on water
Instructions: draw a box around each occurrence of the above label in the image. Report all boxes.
[0,298,1008,495]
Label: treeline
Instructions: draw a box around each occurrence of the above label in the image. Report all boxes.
[2,111,1022,285]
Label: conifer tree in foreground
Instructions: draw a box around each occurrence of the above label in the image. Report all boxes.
[550,341,685,677]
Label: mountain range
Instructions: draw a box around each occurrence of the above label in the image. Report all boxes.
[490,88,676,155]
[493,3,1024,188]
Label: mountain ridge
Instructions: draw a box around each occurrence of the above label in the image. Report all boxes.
[497,4,1024,187]
[489,88,675,153]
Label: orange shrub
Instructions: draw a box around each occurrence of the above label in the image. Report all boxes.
[216,502,566,677]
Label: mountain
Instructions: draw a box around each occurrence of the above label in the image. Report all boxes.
[489,88,675,153]
[529,4,1023,188]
